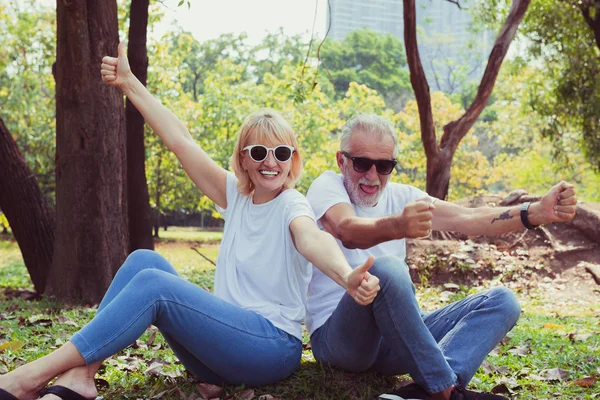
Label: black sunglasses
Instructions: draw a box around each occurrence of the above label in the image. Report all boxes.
[342,152,397,175]
[243,145,295,163]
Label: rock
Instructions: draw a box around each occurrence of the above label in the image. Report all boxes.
[500,189,529,206]
[580,262,600,285]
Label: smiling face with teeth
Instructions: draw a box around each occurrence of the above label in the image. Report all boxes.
[241,142,294,203]
[232,109,303,204]
[337,129,396,208]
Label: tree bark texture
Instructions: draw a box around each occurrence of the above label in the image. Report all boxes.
[403,0,531,199]
[579,1,600,50]
[0,117,55,293]
[49,1,128,304]
[126,0,154,252]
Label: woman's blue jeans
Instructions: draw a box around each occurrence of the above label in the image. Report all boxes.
[311,256,521,393]
[70,250,302,386]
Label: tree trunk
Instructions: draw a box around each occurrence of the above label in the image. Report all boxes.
[48,1,128,304]
[0,117,55,293]
[578,1,600,50]
[126,0,153,252]
[403,0,531,199]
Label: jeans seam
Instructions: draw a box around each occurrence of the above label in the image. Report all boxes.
[158,299,285,339]
[379,287,455,393]
[282,339,301,374]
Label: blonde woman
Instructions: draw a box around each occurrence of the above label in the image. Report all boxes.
[0,43,380,400]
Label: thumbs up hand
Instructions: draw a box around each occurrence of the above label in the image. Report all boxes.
[345,256,380,306]
[101,42,132,89]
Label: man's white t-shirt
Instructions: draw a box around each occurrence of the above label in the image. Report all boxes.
[215,171,315,340]
[305,170,429,335]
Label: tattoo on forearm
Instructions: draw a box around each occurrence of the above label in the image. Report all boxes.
[491,210,513,224]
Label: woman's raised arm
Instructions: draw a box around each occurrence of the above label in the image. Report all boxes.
[101,42,227,208]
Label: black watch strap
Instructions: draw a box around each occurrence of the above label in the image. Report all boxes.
[520,202,539,230]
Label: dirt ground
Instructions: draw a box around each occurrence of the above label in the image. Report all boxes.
[406,200,600,310]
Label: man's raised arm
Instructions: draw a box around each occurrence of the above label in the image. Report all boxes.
[320,198,435,249]
[432,181,577,236]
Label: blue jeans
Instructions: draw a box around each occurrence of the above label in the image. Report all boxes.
[70,250,302,386]
[311,256,521,393]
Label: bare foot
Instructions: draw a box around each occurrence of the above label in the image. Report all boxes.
[38,367,98,400]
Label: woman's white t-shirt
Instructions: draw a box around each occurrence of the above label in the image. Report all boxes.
[215,171,315,340]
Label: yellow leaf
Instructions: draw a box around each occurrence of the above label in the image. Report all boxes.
[543,323,564,330]
[0,340,25,353]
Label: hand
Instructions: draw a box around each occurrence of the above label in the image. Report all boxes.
[398,197,435,238]
[345,256,380,306]
[101,42,133,89]
[531,181,577,225]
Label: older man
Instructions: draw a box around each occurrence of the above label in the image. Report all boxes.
[305,114,577,400]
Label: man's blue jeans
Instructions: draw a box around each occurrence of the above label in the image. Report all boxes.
[311,256,521,393]
[70,250,302,386]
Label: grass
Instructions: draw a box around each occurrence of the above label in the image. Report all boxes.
[0,230,599,399]
[155,227,223,244]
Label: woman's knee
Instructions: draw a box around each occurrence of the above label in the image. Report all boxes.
[120,249,176,276]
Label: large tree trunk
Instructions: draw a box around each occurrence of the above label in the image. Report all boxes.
[0,117,55,293]
[48,1,128,304]
[403,0,531,199]
[126,0,153,252]
[578,1,600,50]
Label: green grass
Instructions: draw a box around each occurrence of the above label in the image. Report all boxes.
[156,227,223,244]
[1,233,599,399]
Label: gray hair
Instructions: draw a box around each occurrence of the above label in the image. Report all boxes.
[339,114,399,158]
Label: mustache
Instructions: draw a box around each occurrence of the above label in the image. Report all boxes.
[358,177,381,186]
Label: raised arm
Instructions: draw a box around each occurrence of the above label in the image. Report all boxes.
[101,42,227,208]
[319,199,435,250]
[289,216,379,306]
[432,181,577,235]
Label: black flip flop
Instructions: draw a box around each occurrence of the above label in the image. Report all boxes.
[39,386,103,400]
[0,388,19,400]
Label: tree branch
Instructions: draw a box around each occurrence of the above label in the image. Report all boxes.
[440,0,531,152]
[403,0,438,160]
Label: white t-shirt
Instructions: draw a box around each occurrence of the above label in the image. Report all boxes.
[305,170,429,334]
[215,171,315,340]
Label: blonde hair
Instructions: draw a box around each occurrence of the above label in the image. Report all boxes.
[231,109,303,196]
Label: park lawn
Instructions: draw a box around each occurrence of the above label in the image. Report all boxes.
[155,227,223,244]
[0,235,599,399]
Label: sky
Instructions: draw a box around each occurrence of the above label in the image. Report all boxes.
[152,0,328,45]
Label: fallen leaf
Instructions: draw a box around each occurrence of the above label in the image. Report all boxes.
[568,332,593,342]
[196,383,224,399]
[0,340,24,353]
[27,315,52,327]
[443,283,460,291]
[490,383,512,394]
[543,323,564,330]
[507,343,531,356]
[147,329,157,346]
[572,376,597,388]
[56,316,79,327]
[542,368,569,381]
[234,389,254,400]
[144,362,164,376]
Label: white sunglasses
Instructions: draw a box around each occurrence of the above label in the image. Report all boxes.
[243,145,295,163]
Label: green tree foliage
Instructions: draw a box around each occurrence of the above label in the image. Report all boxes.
[319,28,412,106]
[475,0,600,171]
[0,1,56,203]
